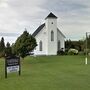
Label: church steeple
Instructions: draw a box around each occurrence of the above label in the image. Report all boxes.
[45,12,57,19]
[45,12,58,55]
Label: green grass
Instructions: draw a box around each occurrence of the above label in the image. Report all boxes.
[0,55,90,90]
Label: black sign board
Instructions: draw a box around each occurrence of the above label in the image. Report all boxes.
[5,56,21,78]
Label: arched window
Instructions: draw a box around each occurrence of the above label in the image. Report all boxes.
[58,40,61,50]
[39,41,42,51]
[51,31,54,41]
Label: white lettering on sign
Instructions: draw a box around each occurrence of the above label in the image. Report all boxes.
[7,66,19,73]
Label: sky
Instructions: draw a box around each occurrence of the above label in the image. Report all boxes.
[0,0,90,44]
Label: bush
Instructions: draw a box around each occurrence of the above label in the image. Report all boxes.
[57,48,65,55]
[78,51,84,55]
[68,48,78,55]
[88,53,90,56]
[84,49,90,55]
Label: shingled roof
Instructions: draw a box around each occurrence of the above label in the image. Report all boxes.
[32,23,45,37]
[45,12,57,19]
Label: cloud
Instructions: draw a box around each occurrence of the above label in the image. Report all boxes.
[0,32,19,37]
[0,0,47,33]
[0,0,90,43]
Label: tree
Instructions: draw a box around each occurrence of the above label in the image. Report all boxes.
[65,39,72,50]
[65,39,84,51]
[11,43,16,55]
[87,35,90,49]
[0,37,5,57]
[14,30,37,58]
[5,42,12,56]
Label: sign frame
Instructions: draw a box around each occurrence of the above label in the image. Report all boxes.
[5,56,21,78]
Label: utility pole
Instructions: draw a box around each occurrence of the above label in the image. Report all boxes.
[85,32,90,65]
[85,32,87,65]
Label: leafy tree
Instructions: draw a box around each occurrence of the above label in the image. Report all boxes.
[87,35,90,49]
[65,39,84,51]
[14,30,37,58]
[0,37,5,57]
[5,42,12,56]
[65,39,72,50]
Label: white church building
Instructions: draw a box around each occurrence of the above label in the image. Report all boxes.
[32,12,65,55]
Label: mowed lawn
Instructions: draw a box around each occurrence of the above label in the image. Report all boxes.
[0,55,90,90]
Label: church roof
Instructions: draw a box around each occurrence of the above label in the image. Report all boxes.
[32,23,65,38]
[45,12,57,19]
[32,23,45,37]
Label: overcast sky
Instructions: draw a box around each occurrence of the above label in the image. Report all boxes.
[0,0,90,44]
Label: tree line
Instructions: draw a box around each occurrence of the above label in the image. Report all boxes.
[0,30,90,58]
[65,35,90,53]
[0,30,37,58]
[65,39,85,52]
[0,37,12,57]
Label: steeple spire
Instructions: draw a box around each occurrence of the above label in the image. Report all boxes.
[45,12,57,19]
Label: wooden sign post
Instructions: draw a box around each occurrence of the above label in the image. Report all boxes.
[5,56,21,78]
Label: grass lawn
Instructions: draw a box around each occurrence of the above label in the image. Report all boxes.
[0,55,90,90]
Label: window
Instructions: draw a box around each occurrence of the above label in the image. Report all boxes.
[39,41,42,51]
[58,40,60,50]
[51,31,54,41]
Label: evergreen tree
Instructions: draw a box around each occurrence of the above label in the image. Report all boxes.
[5,42,12,56]
[87,35,90,49]
[11,43,16,55]
[14,30,37,58]
[0,37,5,50]
[0,37,5,57]
[65,39,84,51]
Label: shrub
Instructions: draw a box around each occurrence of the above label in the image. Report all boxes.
[57,48,65,55]
[68,48,78,55]
[78,51,84,55]
[88,53,90,56]
[84,49,90,55]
